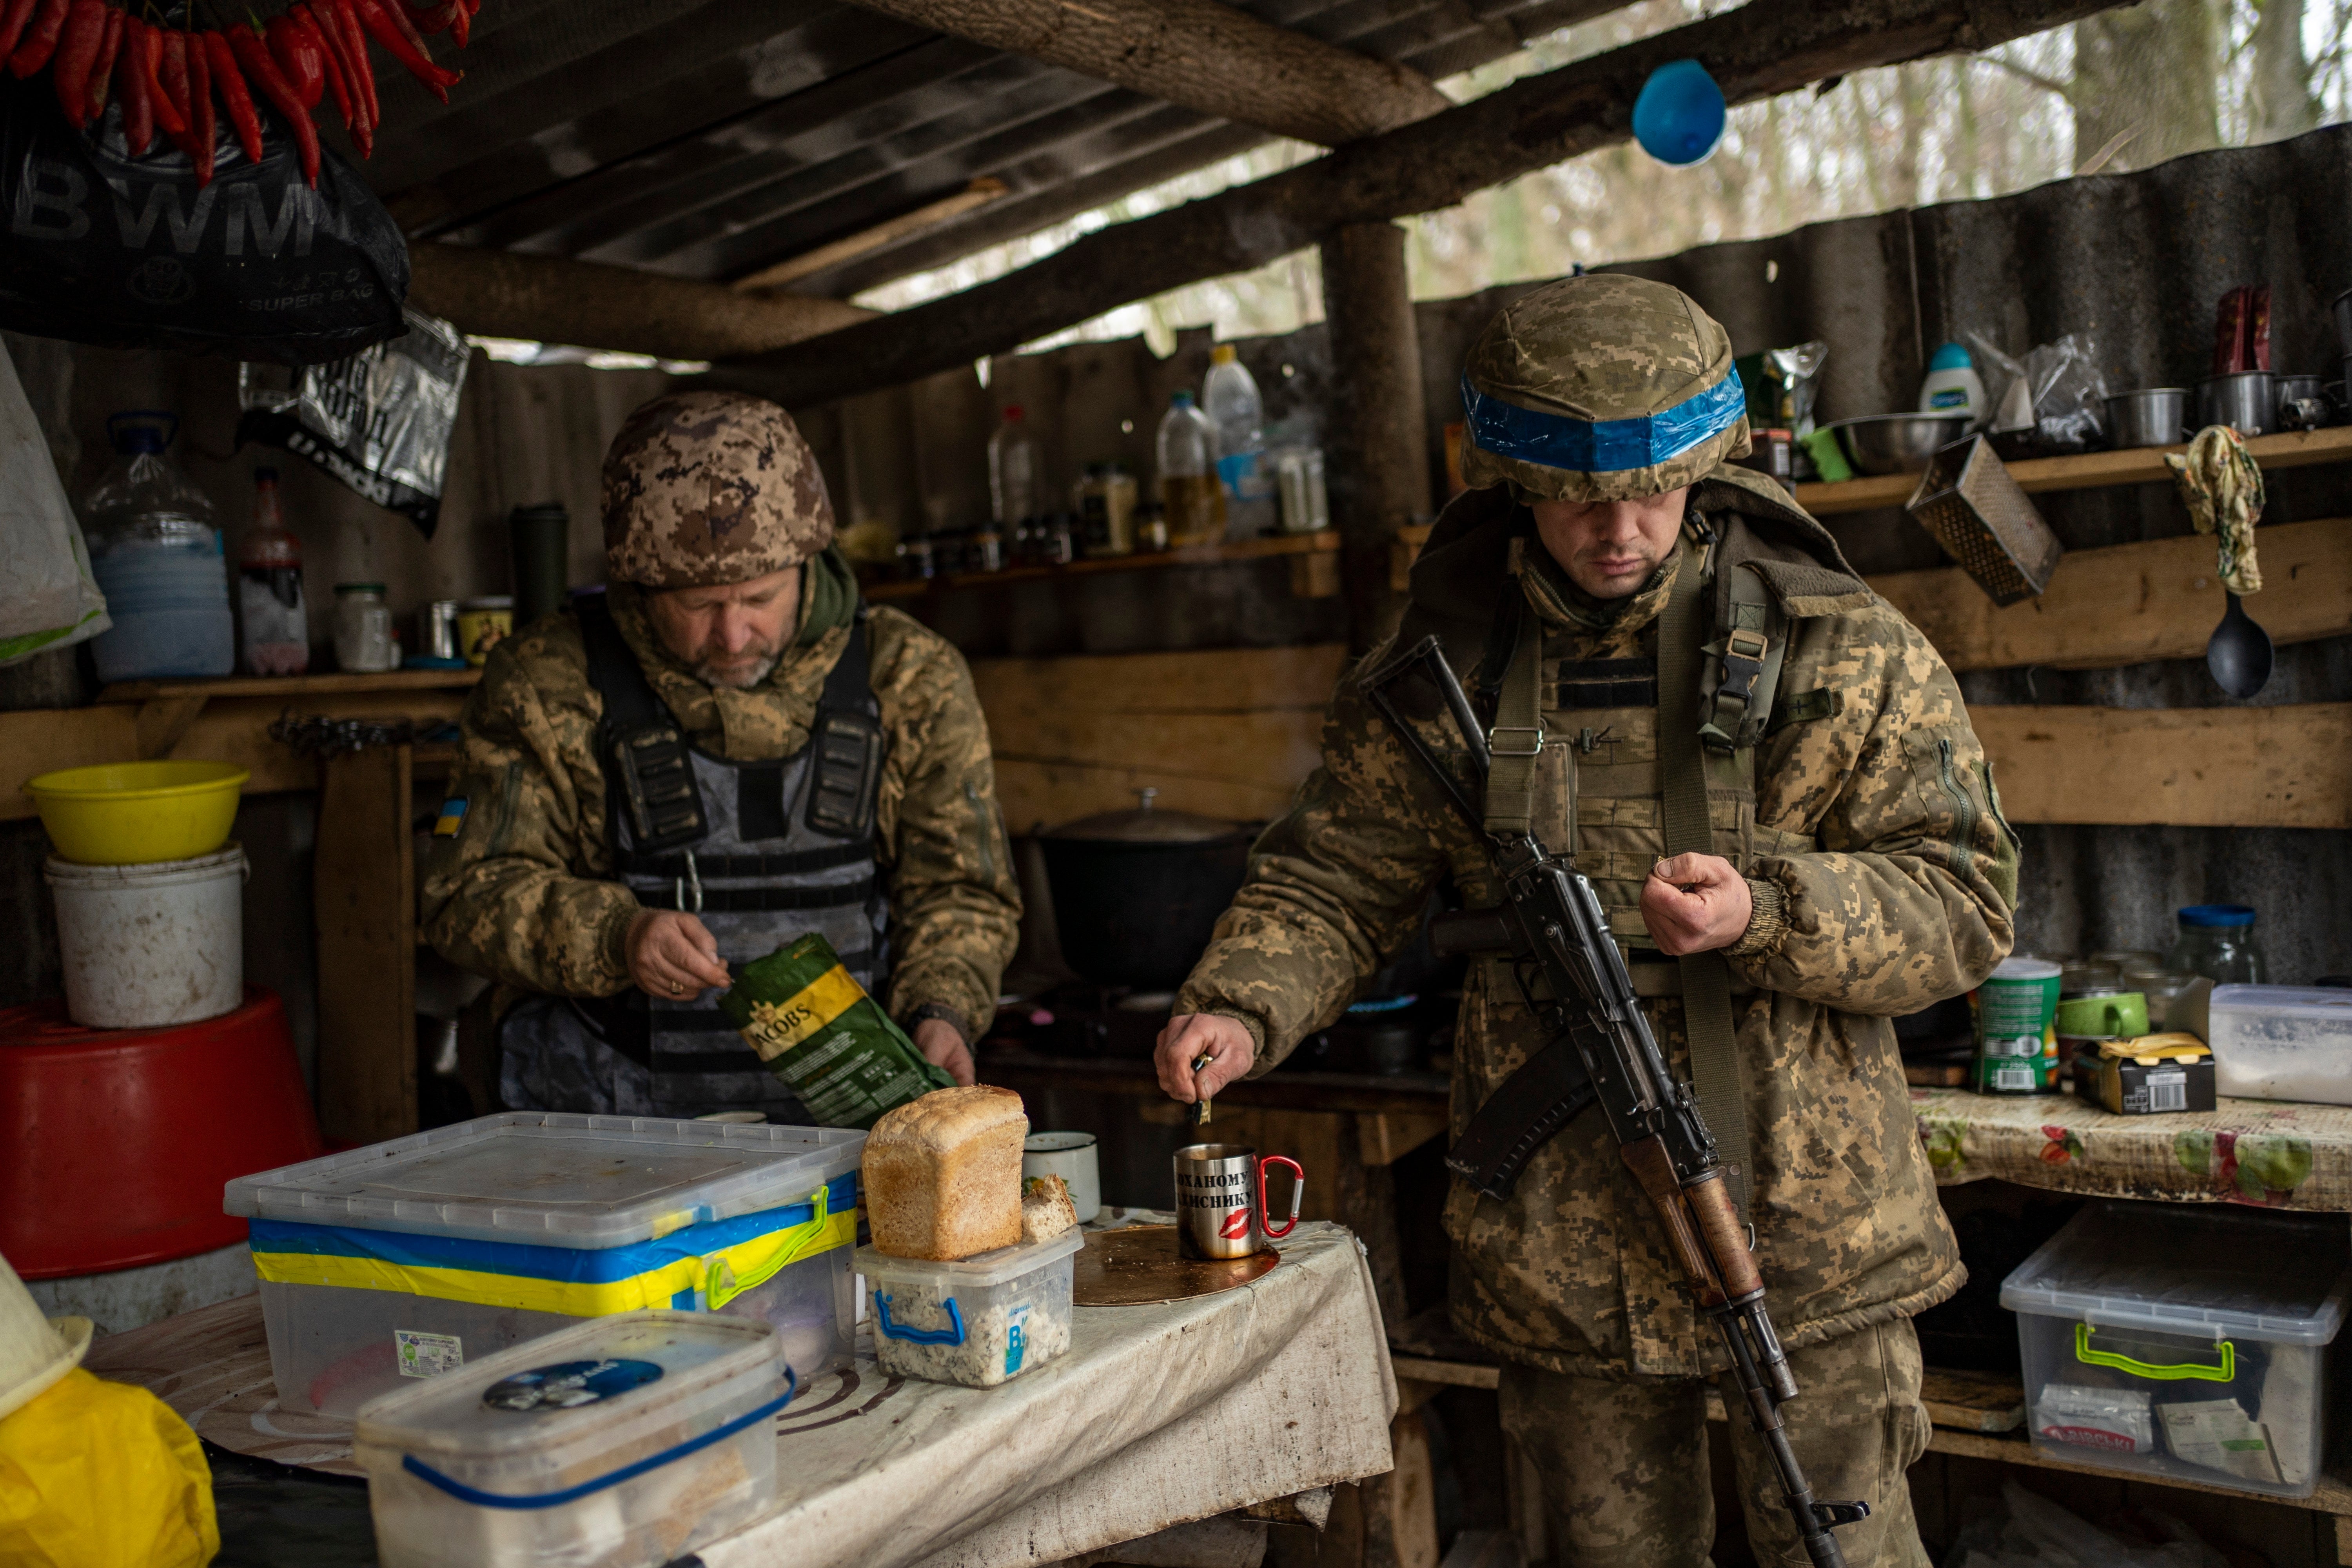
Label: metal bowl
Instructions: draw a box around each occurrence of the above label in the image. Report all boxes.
[2105,388,2188,449]
[1826,414,1973,475]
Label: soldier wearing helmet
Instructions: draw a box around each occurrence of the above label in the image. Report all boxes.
[1159,276,2015,1566]
[424,390,1020,1120]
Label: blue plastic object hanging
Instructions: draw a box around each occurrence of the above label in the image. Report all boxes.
[1632,59,1726,165]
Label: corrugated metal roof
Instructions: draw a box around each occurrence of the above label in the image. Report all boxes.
[377,0,1620,296]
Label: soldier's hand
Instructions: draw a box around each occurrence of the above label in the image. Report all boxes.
[913,1017,976,1087]
[1641,853,1753,955]
[626,910,732,998]
[1155,1013,1255,1103]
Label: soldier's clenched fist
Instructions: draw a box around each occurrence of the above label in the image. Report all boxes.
[1640,853,1753,955]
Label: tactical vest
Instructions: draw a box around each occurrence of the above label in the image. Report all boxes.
[528,596,889,1121]
[1480,525,1816,1216]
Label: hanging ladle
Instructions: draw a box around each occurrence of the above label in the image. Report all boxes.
[2206,591,2274,699]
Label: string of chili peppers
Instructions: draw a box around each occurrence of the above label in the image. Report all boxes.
[0,0,474,187]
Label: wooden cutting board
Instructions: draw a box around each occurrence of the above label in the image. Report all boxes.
[1920,1367,2027,1432]
[1073,1225,1279,1305]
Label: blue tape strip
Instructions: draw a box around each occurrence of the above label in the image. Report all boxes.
[1459,366,1745,474]
[249,1167,858,1285]
[401,1369,797,1511]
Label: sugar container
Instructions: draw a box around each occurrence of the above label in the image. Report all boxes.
[354,1310,786,1568]
[856,1228,1085,1388]
[225,1113,861,1417]
[2206,985,2352,1105]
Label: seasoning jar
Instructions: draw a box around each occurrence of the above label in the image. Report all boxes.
[2166,905,2265,986]
[1073,465,1137,557]
[332,583,397,673]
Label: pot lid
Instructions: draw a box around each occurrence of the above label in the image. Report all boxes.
[1043,788,1242,844]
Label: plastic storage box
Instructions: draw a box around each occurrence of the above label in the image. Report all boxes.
[224,1113,861,1418]
[2207,985,2352,1105]
[2000,1201,2351,1498]
[354,1310,787,1568]
[856,1228,1086,1388]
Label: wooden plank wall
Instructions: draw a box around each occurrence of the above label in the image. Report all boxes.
[973,526,2352,833]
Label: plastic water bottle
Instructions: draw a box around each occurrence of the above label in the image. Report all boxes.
[1203,345,1275,537]
[987,405,1042,528]
[1156,392,1227,546]
[80,411,233,683]
[239,468,309,675]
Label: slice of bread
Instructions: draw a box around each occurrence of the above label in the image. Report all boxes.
[1021,1174,1078,1245]
[863,1086,1028,1260]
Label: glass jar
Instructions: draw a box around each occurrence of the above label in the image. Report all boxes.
[333,583,397,673]
[2121,965,2200,1031]
[2166,905,2265,986]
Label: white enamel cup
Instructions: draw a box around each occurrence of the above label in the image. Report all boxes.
[1022,1132,1103,1223]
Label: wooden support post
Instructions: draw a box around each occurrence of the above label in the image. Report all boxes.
[315,744,417,1145]
[1359,1410,1441,1568]
[1319,221,1430,653]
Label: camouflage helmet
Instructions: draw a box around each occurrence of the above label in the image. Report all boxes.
[1459,273,1749,504]
[602,391,836,587]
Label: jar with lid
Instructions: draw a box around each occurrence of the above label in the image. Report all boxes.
[1073,465,1137,557]
[2166,905,2265,985]
[333,583,398,673]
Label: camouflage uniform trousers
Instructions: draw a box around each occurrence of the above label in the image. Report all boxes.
[1499,1316,1932,1568]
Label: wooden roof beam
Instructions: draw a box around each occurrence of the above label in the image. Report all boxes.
[727,0,2126,406]
[840,0,1454,146]
[407,243,873,362]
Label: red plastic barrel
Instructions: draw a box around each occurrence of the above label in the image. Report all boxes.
[0,986,325,1279]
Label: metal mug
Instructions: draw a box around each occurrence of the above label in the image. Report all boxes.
[421,599,461,661]
[2196,371,2278,437]
[1173,1143,1303,1261]
[2103,388,2187,449]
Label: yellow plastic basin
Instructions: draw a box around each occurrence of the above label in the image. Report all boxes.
[24,761,250,866]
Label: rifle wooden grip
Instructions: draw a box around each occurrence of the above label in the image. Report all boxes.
[1620,1137,1723,1305]
[1686,1171,1765,1299]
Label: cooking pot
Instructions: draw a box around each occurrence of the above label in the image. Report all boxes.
[1038,789,1251,990]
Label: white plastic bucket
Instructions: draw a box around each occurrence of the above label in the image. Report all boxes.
[45,844,247,1029]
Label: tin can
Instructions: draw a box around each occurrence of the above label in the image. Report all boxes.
[1172,1143,1303,1261]
[456,596,514,667]
[421,600,461,661]
[1971,956,2062,1093]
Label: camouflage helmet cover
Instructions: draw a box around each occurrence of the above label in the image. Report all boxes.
[1459,272,1751,504]
[602,390,836,587]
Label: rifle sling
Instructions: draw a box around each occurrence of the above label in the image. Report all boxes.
[1659,537,1754,1223]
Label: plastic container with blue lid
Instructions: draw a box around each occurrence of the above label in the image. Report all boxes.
[224,1114,863,1418]
[354,1310,786,1568]
[2000,1201,2351,1497]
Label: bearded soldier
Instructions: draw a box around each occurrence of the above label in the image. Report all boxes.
[1157,276,2015,1566]
[425,390,1020,1121]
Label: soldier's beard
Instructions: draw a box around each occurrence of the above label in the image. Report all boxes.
[692,645,782,688]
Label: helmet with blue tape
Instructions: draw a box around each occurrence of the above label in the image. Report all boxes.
[1459,273,1749,503]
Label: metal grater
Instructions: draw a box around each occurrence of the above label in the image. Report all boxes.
[1904,436,2063,606]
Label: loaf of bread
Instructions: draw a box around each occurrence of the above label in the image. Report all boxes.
[1020,1174,1078,1245]
[862,1086,1028,1260]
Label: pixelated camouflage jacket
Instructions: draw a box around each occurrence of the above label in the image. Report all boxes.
[1174,466,2016,1379]
[421,554,1021,1041]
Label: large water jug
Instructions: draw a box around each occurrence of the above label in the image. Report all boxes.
[81,412,233,683]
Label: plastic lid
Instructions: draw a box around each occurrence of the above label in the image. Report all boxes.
[2210,984,2352,1019]
[223,1112,866,1249]
[1989,956,2061,979]
[1928,342,1973,371]
[1211,344,1238,364]
[855,1225,1086,1288]
[1999,1201,2351,1344]
[2178,904,2257,928]
[334,582,387,594]
[353,1311,778,1460]
[1171,390,1196,407]
[462,595,515,609]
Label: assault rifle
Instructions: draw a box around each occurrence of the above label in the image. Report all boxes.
[1362,633,1867,1568]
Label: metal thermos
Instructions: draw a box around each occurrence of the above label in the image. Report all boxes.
[421,599,461,661]
[1172,1143,1303,1261]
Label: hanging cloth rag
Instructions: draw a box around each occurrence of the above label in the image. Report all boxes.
[2165,426,2265,595]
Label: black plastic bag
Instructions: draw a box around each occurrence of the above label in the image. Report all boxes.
[0,74,405,365]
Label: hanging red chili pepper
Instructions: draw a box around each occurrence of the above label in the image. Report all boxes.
[116,18,153,153]
[0,0,41,62]
[183,25,214,183]
[324,0,376,131]
[46,0,102,127]
[289,5,348,131]
[8,0,69,79]
[158,27,200,156]
[83,2,121,123]
[352,0,456,101]
[201,29,262,167]
[263,12,320,108]
[226,22,316,187]
[137,20,186,139]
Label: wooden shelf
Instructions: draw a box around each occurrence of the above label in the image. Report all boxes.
[865,529,1341,601]
[1793,423,2352,516]
[96,669,481,703]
